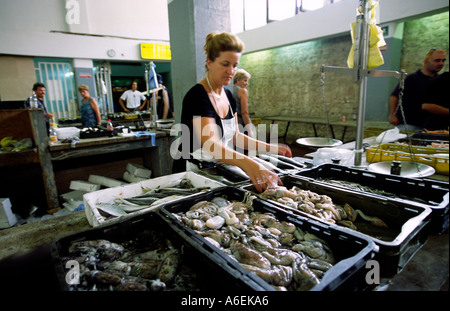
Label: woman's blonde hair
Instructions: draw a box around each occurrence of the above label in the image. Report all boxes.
[204,31,244,71]
[78,84,89,92]
[233,69,251,84]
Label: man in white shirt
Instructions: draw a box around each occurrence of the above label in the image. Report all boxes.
[119,81,147,113]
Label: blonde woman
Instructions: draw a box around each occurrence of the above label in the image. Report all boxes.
[78,84,101,127]
[233,68,253,138]
[175,31,291,193]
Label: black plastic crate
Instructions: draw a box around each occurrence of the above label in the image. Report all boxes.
[52,210,269,291]
[159,186,377,291]
[410,132,449,142]
[79,126,108,138]
[242,175,432,277]
[292,164,448,234]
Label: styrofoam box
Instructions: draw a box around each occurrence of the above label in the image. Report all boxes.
[123,171,146,183]
[83,171,225,227]
[127,163,152,179]
[88,174,127,188]
[70,180,101,192]
[0,198,17,228]
[60,190,88,202]
[54,127,80,140]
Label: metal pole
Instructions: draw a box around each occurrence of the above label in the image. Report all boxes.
[145,64,155,127]
[354,0,370,167]
[150,61,159,122]
[322,1,405,168]
[145,66,149,99]
[100,67,107,115]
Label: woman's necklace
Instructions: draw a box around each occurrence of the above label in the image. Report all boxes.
[206,75,222,100]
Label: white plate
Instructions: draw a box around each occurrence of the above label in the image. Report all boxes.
[296,137,343,148]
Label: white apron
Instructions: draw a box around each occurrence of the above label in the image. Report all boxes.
[187,103,236,172]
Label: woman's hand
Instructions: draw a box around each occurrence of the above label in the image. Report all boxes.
[243,160,281,193]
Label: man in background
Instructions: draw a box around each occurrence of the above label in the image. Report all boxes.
[27,82,54,133]
[119,81,147,113]
[422,71,449,131]
[388,48,446,132]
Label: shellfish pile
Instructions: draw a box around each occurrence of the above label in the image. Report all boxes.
[172,194,337,291]
[62,229,203,291]
[259,186,388,231]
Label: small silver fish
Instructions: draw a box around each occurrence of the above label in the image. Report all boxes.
[267,154,306,168]
[96,203,128,217]
[117,204,151,212]
[258,154,298,170]
[121,197,160,206]
[216,163,249,181]
[251,156,282,173]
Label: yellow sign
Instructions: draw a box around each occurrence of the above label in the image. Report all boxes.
[140,43,171,60]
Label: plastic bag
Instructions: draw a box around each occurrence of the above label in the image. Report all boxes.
[313,148,355,167]
[375,127,406,144]
[367,23,385,68]
[347,0,386,69]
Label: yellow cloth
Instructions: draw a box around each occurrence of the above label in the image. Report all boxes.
[347,0,386,69]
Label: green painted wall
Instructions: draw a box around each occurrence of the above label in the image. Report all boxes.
[400,12,449,74]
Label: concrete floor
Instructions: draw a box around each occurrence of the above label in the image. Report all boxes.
[385,227,449,291]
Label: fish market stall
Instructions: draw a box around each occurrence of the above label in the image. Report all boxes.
[0,0,448,294]
[0,150,448,291]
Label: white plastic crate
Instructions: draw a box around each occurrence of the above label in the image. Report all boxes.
[83,171,225,227]
[54,127,80,140]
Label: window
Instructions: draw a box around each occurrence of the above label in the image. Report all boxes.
[299,0,325,12]
[231,0,343,32]
[268,0,296,22]
[244,0,267,31]
[230,0,244,34]
[34,59,78,120]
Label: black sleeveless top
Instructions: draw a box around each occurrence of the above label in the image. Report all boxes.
[179,84,237,156]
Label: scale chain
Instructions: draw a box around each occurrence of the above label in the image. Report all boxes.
[320,70,332,139]
[390,72,423,177]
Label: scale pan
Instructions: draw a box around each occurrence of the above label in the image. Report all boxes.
[368,161,435,178]
[296,137,343,148]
